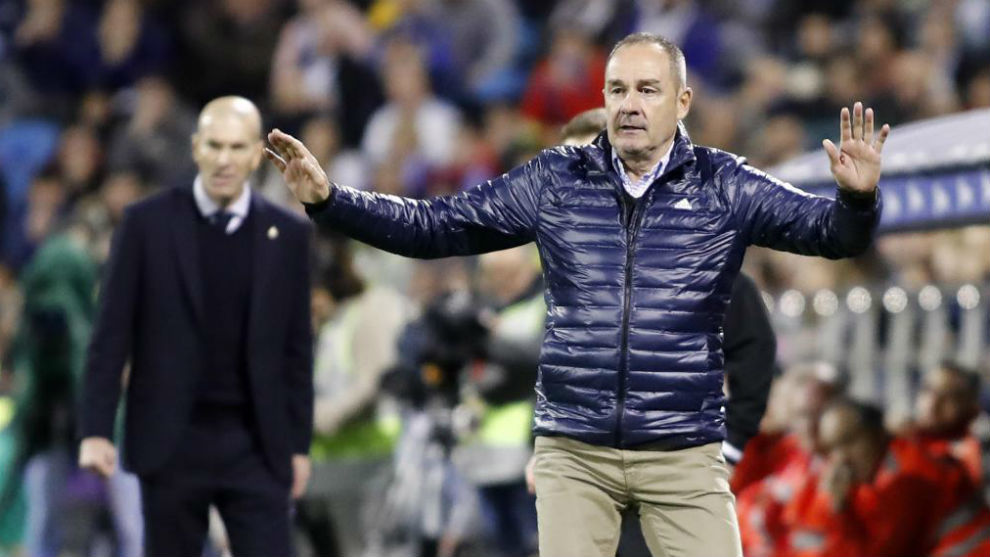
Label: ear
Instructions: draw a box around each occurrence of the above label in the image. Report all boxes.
[249,139,264,170]
[677,86,693,121]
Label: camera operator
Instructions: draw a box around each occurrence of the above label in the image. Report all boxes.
[375,283,488,557]
[376,248,542,557]
[452,245,543,557]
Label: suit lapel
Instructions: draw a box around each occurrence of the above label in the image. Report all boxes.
[172,190,206,327]
[248,195,275,343]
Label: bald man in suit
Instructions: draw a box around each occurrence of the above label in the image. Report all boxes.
[79,97,314,556]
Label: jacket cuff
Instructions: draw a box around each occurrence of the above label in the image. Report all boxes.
[78,409,116,442]
[836,187,878,210]
[294,429,313,455]
[302,186,335,217]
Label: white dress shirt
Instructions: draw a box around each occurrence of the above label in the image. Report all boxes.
[611,142,674,199]
[193,176,252,234]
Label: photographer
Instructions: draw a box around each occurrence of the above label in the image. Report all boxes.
[453,245,542,557]
[378,248,542,557]
[376,286,487,557]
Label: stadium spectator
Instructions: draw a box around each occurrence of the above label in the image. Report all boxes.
[519,27,606,132]
[783,399,982,557]
[912,361,985,486]
[361,37,462,195]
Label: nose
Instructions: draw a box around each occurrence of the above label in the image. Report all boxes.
[620,90,642,115]
[217,147,231,166]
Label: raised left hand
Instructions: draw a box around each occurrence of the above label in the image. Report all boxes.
[822,102,890,195]
[291,454,311,499]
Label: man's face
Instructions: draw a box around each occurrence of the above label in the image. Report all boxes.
[604,43,691,162]
[915,367,976,436]
[191,113,262,206]
[818,407,880,484]
[788,379,833,453]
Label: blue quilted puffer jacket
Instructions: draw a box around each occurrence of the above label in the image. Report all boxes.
[307,130,881,450]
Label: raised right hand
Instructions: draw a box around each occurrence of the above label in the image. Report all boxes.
[265,129,332,205]
[79,436,117,479]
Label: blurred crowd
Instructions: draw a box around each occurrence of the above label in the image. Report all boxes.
[731,359,990,557]
[0,0,988,556]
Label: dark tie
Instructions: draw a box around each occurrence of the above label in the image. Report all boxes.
[209,210,234,232]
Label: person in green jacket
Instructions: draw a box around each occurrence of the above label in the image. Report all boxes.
[11,227,142,557]
[0,395,26,556]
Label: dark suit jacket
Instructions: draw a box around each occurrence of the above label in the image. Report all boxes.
[79,186,313,483]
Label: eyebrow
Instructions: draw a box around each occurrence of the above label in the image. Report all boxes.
[206,139,249,147]
[606,79,663,87]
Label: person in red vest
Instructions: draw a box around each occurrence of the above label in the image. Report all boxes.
[783,399,968,557]
[732,362,841,495]
[912,361,984,486]
[912,361,990,557]
[929,495,990,557]
[736,364,842,557]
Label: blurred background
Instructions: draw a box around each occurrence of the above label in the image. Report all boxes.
[0,0,987,556]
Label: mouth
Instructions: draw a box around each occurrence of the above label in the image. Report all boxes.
[212,173,237,186]
[617,124,646,134]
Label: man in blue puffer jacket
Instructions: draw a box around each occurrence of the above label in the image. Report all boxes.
[267,32,887,557]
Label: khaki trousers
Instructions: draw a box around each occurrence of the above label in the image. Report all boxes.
[533,436,741,557]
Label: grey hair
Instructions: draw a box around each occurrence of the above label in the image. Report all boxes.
[607,32,687,89]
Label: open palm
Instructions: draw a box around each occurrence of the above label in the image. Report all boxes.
[822,102,890,194]
[265,129,331,204]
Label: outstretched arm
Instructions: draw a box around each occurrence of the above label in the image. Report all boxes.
[266,129,543,258]
[728,102,888,258]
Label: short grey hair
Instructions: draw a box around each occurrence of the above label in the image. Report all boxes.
[607,32,687,89]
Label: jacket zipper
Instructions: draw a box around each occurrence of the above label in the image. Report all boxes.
[615,192,645,447]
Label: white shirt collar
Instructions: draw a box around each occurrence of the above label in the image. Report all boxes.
[193,175,252,234]
[611,141,675,199]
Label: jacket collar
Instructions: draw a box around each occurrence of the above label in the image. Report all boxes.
[586,121,697,181]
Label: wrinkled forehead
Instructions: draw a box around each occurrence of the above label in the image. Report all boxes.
[605,43,675,85]
[197,113,261,143]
